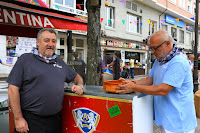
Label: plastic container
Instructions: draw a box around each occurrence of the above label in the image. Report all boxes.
[103,68,113,75]
[103,80,136,93]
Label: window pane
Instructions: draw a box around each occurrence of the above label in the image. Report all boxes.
[105,7,108,26]
[130,15,134,32]
[65,0,74,7]
[60,38,64,45]
[105,6,114,27]
[126,14,129,31]
[55,0,63,4]
[76,39,84,47]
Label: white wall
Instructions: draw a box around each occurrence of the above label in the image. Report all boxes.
[0,35,17,77]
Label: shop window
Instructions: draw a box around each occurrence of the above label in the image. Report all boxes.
[148,20,157,35]
[60,38,64,45]
[179,30,184,43]
[171,27,177,38]
[76,39,84,47]
[57,49,64,60]
[105,6,114,28]
[126,13,141,34]
[125,51,140,64]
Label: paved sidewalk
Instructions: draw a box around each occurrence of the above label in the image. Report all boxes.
[133,75,200,133]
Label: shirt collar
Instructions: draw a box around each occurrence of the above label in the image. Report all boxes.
[158,47,183,65]
[32,48,57,63]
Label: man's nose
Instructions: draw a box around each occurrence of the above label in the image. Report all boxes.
[47,40,55,46]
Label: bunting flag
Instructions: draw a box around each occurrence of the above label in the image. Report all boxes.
[82,16,85,19]
[161,19,165,23]
[140,22,142,26]
[147,20,151,24]
[190,17,195,20]
[105,2,109,6]
[186,26,190,29]
[134,20,137,25]
[120,1,126,3]
[175,18,179,22]
[162,23,166,26]
[108,19,111,24]
[55,5,59,10]
[174,25,177,27]
[100,18,103,23]
[151,23,154,27]
[122,20,125,24]
[76,4,81,10]
[130,21,132,24]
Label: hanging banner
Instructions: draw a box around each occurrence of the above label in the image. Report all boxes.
[165,15,184,28]
[0,7,87,31]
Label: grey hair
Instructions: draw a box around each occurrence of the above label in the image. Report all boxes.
[37,28,57,42]
[150,30,173,46]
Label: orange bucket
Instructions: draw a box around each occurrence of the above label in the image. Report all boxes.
[103,80,136,93]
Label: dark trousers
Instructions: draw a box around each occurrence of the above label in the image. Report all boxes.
[14,110,62,133]
[130,68,134,79]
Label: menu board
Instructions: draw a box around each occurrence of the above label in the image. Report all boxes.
[15,37,37,57]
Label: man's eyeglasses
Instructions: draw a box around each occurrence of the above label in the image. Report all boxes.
[149,41,166,51]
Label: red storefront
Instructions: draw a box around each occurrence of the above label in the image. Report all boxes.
[0,0,87,38]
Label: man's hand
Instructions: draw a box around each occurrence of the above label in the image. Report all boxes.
[115,80,136,94]
[14,117,29,133]
[71,85,84,95]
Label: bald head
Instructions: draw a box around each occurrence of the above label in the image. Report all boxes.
[150,30,173,46]
[149,30,174,61]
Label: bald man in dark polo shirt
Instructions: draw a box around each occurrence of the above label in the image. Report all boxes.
[7,28,84,133]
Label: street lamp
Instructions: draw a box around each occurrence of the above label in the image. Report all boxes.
[193,0,199,93]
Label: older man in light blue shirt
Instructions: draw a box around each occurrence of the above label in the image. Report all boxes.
[116,30,197,133]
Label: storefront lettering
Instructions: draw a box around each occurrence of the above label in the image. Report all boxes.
[0,8,54,28]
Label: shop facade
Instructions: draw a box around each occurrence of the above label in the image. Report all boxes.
[101,38,148,76]
[0,1,87,77]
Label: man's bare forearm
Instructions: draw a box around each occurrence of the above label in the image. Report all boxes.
[73,74,83,85]
[135,76,153,85]
[8,84,23,120]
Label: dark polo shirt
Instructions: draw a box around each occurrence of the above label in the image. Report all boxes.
[7,53,77,116]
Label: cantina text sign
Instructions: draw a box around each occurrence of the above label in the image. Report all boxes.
[0,8,54,28]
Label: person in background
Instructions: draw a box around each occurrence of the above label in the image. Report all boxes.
[73,52,87,84]
[129,57,134,79]
[116,30,197,133]
[100,59,105,85]
[0,59,13,67]
[188,54,195,72]
[108,52,121,80]
[7,28,84,133]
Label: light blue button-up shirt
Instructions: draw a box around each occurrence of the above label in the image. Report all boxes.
[149,55,197,132]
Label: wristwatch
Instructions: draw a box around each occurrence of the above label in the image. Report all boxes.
[77,84,85,91]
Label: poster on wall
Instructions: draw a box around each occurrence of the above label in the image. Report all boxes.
[6,36,18,56]
[16,37,37,57]
[6,57,13,64]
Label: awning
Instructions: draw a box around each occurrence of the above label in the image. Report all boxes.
[0,1,87,31]
[15,0,49,8]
